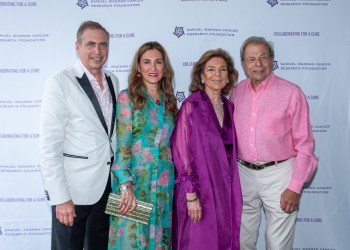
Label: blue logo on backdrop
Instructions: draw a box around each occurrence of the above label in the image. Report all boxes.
[173,27,185,38]
[273,61,278,71]
[77,0,143,8]
[175,27,238,38]
[176,91,186,102]
[267,0,278,7]
[0,227,2,235]
[77,0,89,9]
[173,26,238,38]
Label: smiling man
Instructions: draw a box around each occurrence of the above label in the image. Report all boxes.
[229,36,317,250]
[40,21,119,250]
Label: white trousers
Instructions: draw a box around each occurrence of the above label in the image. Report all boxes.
[238,158,297,250]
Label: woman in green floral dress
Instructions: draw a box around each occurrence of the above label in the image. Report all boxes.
[108,41,178,250]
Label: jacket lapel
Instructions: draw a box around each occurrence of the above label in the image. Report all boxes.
[106,75,116,138]
[224,97,238,155]
[76,73,109,135]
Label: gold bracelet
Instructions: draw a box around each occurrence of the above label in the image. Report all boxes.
[187,197,199,203]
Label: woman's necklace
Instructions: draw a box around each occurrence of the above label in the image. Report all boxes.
[212,101,223,112]
[148,90,160,105]
[211,98,224,114]
[211,99,224,127]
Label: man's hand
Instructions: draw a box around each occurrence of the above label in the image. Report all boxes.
[56,200,76,226]
[280,188,300,214]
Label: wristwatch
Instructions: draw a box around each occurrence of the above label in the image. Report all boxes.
[120,185,132,191]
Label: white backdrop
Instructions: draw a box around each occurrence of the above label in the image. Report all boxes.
[0,0,349,249]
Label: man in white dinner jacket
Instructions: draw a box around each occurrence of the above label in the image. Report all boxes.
[40,21,119,250]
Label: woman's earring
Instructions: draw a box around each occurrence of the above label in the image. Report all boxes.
[201,79,205,84]
[137,72,141,77]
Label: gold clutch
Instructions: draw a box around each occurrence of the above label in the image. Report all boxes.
[105,193,153,225]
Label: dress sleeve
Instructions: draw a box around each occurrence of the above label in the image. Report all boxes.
[288,86,318,193]
[112,90,134,184]
[170,102,195,193]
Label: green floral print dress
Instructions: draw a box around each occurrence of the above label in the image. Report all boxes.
[108,89,175,250]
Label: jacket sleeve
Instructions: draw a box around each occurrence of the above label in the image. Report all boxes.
[39,75,71,205]
[170,102,196,193]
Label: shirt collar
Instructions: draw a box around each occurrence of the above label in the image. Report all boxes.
[79,60,107,90]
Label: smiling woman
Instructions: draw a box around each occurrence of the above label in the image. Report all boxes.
[171,49,242,250]
[108,41,178,250]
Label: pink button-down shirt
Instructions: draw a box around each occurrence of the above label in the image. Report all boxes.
[80,61,113,135]
[230,72,317,193]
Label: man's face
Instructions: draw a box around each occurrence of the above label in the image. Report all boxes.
[242,43,273,88]
[75,28,109,74]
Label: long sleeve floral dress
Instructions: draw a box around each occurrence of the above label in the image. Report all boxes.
[108,89,175,250]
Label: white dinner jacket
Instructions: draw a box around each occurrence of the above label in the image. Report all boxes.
[40,61,119,205]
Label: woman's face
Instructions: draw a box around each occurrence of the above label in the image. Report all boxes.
[138,49,165,87]
[201,57,228,93]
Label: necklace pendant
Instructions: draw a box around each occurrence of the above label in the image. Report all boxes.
[156,99,161,105]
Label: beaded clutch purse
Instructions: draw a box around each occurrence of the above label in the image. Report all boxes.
[105,193,153,225]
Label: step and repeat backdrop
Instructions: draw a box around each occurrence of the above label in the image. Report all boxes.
[0,0,349,249]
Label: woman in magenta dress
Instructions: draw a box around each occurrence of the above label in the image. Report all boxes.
[171,49,242,250]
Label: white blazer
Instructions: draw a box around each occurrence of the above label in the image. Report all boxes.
[40,61,119,205]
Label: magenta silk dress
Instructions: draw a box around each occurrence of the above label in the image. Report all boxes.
[171,90,242,250]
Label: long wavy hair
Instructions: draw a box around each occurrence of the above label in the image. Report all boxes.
[189,48,239,96]
[128,41,178,116]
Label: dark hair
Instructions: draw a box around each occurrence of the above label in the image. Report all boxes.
[76,21,109,44]
[128,41,178,116]
[240,36,274,62]
[189,49,239,96]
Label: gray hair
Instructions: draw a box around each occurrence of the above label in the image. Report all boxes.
[76,20,109,44]
[240,36,274,62]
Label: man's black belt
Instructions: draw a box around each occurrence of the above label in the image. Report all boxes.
[238,158,289,170]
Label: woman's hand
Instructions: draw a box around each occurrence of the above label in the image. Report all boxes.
[118,183,137,214]
[186,192,202,223]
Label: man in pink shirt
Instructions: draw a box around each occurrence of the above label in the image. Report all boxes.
[229,36,317,250]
